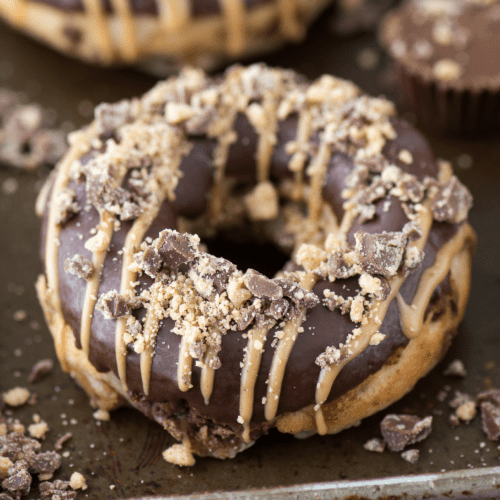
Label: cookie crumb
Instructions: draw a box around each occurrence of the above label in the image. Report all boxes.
[443,359,467,378]
[93,409,110,421]
[3,387,30,407]
[28,421,49,439]
[363,437,385,453]
[70,471,87,490]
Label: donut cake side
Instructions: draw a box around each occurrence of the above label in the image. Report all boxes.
[35,65,475,465]
[0,0,331,71]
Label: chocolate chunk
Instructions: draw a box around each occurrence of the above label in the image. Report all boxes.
[2,460,31,497]
[274,278,320,308]
[96,290,144,319]
[244,270,282,301]
[284,301,301,320]
[137,246,162,278]
[156,230,198,270]
[27,452,61,475]
[267,298,289,320]
[399,178,424,203]
[64,254,93,280]
[94,100,131,136]
[401,449,419,464]
[254,313,276,330]
[39,480,76,499]
[375,277,391,300]
[480,402,500,441]
[322,292,345,312]
[380,414,433,452]
[190,255,236,297]
[0,433,41,462]
[402,221,422,241]
[236,306,257,330]
[326,251,357,280]
[54,187,80,225]
[355,231,407,277]
[120,201,141,221]
[28,359,54,384]
[431,176,473,223]
[477,389,500,407]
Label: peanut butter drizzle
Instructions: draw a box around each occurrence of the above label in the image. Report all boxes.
[44,131,92,370]
[140,297,161,394]
[178,335,194,392]
[80,210,114,354]
[81,0,115,64]
[264,273,315,421]
[161,0,189,31]
[219,0,246,56]
[288,109,312,200]
[306,134,332,228]
[278,0,301,38]
[313,203,473,434]
[115,202,163,391]
[397,223,475,340]
[239,325,269,442]
[110,0,139,61]
[200,344,219,405]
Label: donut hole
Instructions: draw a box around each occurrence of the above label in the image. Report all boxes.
[204,229,290,278]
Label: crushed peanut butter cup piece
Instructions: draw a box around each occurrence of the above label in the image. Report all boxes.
[39,479,76,499]
[157,230,198,270]
[327,251,357,280]
[380,414,433,452]
[480,402,500,441]
[402,221,422,241]
[355,231,407,277]
[27,452,61,475]
[137,246,162,278]
[477,389,500,407]
[244,270,282,301]
[94,100,131,136]
[274,278,319,308]
[64,254,93,280]
[96,290,145,319]
[266,298,289,320]
[54,188,80,226]
[2,459,31,497]
[236,306,257,331]
[190,255,236,297]
[431,176,473,224]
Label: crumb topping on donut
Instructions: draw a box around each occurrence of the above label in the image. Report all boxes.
[38,64,475,458]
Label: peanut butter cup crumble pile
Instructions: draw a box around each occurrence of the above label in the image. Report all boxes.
[37,64,475,465]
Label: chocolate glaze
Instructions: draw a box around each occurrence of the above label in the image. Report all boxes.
[31,0,270,17]
[50,114,458,426]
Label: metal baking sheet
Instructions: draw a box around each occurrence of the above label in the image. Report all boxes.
[1,6,500,499]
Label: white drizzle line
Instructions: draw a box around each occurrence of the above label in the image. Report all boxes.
[239,325,269,443]
[397,223,475,340]
[264,273,315,421]
[81,0,115,63]
[178,335,194,392]
[219,0,246,56]
[80,210,114,354]
[200,345,218,405]
[110,0,139,61]
[115,202,163,391]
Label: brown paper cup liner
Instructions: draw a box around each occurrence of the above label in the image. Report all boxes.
[396,64,500,136]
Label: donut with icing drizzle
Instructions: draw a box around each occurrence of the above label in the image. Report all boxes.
[36,64,476,465]
[0,0,331,71]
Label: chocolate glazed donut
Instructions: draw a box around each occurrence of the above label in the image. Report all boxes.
[36,65,475,465]
[0,0,332,72]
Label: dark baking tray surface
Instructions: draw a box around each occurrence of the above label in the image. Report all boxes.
[1,7,500,499]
